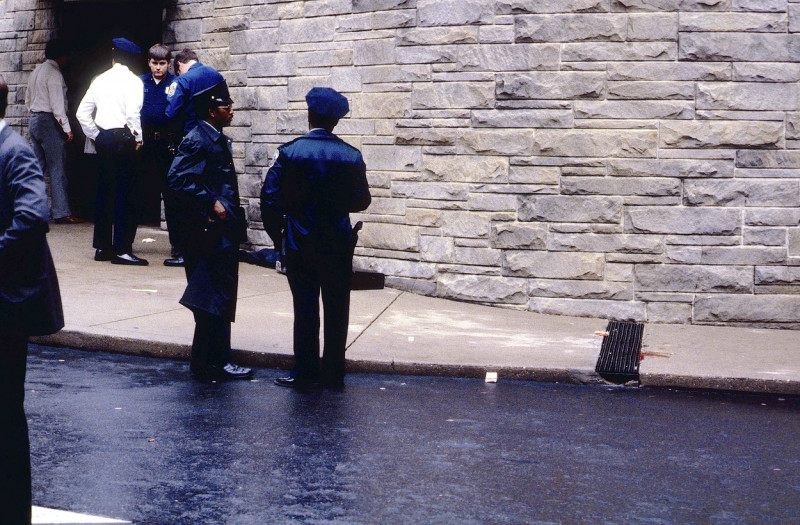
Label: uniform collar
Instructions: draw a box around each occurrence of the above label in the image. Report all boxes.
[200,120,222,141]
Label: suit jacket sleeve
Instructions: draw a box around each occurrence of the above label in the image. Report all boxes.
[351,154,371,213]
[0,138,50,257]
[167,133,216,216]
[260,150,285,248]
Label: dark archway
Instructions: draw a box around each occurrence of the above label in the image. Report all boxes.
[59,0,166,223]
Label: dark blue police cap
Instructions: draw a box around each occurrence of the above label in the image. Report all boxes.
[192,80,233,112]
[112,37,141,55]
[305,87,349,119]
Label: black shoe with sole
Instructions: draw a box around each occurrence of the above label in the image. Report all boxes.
[164,255,184,267]
[274,376,322,390]
[94,249,112,261]
[194,363,254,381]
[111,253,149,266]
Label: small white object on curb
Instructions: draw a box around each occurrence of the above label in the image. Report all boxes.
[141,238,156,243]
[485,371,498,383]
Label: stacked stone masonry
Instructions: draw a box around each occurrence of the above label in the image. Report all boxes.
[4,0,800,327]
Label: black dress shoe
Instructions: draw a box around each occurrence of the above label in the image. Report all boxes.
[111,253,149,266]
[163,255,184,267]
[194,363,254,381]
[54,215,85,224]
[94,249,112,261]
[274,376,322,390]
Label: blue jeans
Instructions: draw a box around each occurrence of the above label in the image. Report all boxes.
[29,112,71,219]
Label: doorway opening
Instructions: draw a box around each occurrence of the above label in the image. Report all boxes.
[60,0,166,223]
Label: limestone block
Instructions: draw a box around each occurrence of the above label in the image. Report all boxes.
[646,302,692,324]
[458,44,560,71]
[436,273,528,304]
[679,33,795,62]
[497,0,609,14]
[505,251,604,280]
[169,19,202,44]
[609,159,733,179]
[697,82,800,111]
[372,10,418,30]
[363,145,421,171]
[733,0,786,13]
[733,63,800,82]
[231,29,279,54]
[304,0,352,17]
[468,194,518,212]
[337,13,373,32]
[530,297,646,322]
[472,109,574,128]
[694,294,800,324]
[353,0,415,13]
[679,13,787,32]
[420,236,454,262]
[457,130,535,156]
[296,49,353,68]
[351,92,411,118]
[491,222,547,249]
[562,42,676,62]
[574,100,693,119]
[422,155,508,183]
[439,211,491,237]
[549,233,664,254]
[353,39,395,66]
[515,14,626,42]
[509,166,560,184]
[366,197,406,216]
[407,208,441,227]
[396,45,458,64]
[792,5,800,33]
[790,228,800,256]
[745,209,800,227]
[479,25,515,44]
[203,14,249,33]
[279,17,336,44]
[610,0,682,9]
[247,53,296,78]
[702,246,786,265]
[660,121,783,149]
[628,13,678,41]
[607,62,731,81]
[625,208,741,235]
[684,180,746,206]
[454,246,503,267]
[755,266,800,285]
[392,181,468,201]
[743,227,786,246]
[398,27,477,46]
[561,177,681,197]
[412,82,494,109]
[417,0,494,26]
[529,280,633,300]
[360,64,430,84]
[396,128,458,147]
[361,257,437,279]
[496,72,605,99]
[532,129,658,158]
[361,223,419,251]
[607,81,694,100]
[519,195,623,224]
[635,264,752,292]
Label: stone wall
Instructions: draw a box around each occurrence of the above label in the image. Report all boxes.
[4,0,800,327]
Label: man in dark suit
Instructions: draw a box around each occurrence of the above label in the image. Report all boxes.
[167,81,253,381]
[0,75,64,524]
[261,87,371,390]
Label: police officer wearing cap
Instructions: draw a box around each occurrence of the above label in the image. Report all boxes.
[76,37,148,266]
[165,49,225,136]
[167,80,253,381]
[261,87,371,390]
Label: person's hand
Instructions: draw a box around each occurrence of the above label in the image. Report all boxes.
[65,131,74,143]
[213,200,227,221]
[135,142,143,151]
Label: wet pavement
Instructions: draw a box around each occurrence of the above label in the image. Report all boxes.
[27,345,800,524]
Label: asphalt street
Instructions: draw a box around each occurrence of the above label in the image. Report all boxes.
[25,344,800,524]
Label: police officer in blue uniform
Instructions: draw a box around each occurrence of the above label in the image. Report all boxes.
[167,81,253,381]
[140,44,187,266]
[261,87,371,390]
[165,49,225,136]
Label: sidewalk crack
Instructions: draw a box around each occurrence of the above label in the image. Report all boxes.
[346,291,404,351]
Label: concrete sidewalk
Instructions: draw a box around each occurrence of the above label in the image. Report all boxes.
[33,222,800,396]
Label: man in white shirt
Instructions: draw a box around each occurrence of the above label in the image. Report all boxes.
[76,37,147,266]
[26,39,83,225]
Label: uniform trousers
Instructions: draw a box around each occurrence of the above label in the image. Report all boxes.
[93,128,138,254]
[285,249,352,382]
[29,112,71,220]
[0,331,32,525]
[190,311,232,371]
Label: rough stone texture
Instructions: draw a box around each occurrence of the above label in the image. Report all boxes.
[1,0,798,327]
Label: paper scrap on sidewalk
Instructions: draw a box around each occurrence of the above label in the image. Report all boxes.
[141,238,156,243]
[485,371,498,383]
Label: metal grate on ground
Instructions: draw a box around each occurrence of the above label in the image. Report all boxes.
[595,321,644,384]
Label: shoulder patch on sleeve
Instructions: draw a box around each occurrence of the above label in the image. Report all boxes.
[166,81,178,98]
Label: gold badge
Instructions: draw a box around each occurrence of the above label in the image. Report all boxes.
[166,81,178,98]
